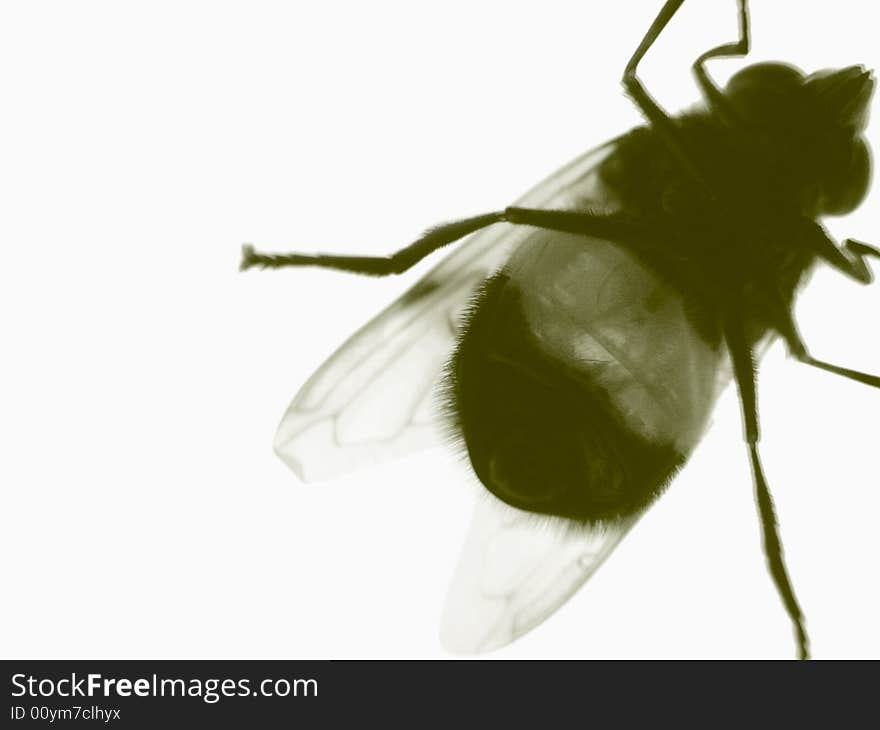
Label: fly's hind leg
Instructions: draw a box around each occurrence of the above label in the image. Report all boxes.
[725,314,810,660]
[692,0,750,121]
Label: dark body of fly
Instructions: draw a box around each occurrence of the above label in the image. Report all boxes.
[243,0,880,658]
[448,61,873,524]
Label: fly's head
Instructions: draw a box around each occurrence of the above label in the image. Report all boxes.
[724,62,874,218]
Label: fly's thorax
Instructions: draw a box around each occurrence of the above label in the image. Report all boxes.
[601,62,873,247]
[595,116,789,239]
[593,91,857,311]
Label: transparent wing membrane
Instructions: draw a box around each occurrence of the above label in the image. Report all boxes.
[441,495,638,653]
[271,135,726,652]
[274,140,620,480]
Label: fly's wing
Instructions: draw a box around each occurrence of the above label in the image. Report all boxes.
[441,229,725,654]
[274,138,622,481]
[441,495,639,654]
[441,345,769,656]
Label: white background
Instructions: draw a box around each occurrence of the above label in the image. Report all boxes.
[1,0,878,659]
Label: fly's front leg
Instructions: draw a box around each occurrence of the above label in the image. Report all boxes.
[799,219,880,285]
[622,0,709,188]
[622,0,685,133]
[692,0,750,121]
[816,236,880,285]
[840,239,880,283]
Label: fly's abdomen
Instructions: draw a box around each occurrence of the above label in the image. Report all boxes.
[446,233,723,524]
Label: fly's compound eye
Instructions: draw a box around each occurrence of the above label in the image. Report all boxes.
[818,137,872,217]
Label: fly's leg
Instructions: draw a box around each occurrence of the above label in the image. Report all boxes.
[774,305,880,389]
[240,212,507,274]
[773,280,880,386]
[241,208,654,275]
[725,315,810,660]
[622,0,708,186]
[824,238,880,285]
[622,0,686,133]
[800,220,880,285]
[692,0,750,121]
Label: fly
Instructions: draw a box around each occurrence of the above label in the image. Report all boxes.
[242,0,878,659]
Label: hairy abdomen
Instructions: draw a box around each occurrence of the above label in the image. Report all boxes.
[445,233,723,523]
